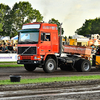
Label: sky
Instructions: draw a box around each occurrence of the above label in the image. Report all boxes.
[1,0,100,36]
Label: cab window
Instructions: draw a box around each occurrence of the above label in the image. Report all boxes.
[41,33,50,41]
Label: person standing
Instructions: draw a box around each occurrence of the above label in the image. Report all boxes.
[13,44,17,53]
[96,45,100,55]
[3,44,8,53]
[0,44,4,53]
[7,43,13,53]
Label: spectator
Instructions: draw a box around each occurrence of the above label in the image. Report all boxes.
[2,40,6,45]
[7,43,13,53]
[0,44,4,53]
[96,45,100,55]
[91,44,96,54]
[3,44,9,53]
[13,44,17,53]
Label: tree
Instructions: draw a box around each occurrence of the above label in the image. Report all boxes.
[0,3,11,36]
[0,23,3,32]
[75,18,100,36]
[10,1,43,37]
[0,9,3,32]
[33,9,43,22]
[48,18,64,35]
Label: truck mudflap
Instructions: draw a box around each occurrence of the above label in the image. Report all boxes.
[17,60,41,64]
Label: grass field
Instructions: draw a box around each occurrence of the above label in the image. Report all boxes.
[0,75,100,85]
[0,62,23,67]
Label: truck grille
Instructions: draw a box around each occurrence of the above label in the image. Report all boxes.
[22,56,31,60]
[18,47,37,55]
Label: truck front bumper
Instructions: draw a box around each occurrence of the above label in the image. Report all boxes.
[17,60,41,64]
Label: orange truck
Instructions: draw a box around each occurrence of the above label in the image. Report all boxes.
[17,22,92,73]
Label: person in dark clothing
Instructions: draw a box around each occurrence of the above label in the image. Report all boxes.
[3,44,9,53]
[7,43,13,53]
[45,35,49,41]
[0,44,4,53]
[96,45,100,55]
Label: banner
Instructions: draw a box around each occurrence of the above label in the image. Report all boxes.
[0,53,17,62]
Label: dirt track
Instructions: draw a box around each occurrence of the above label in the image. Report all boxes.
[1,80,100,100]
[0,66,100,80]
[0,67,100,100]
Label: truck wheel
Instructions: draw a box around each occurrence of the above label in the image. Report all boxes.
[24,64,36,72]
[43,58,56,73]
[74,59,91,72]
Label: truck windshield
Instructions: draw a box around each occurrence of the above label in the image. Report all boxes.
[18,32,39,44]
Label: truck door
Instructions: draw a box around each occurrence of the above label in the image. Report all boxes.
[51,32,59,52]
[40,33,51,55]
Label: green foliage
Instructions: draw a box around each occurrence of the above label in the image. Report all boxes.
[0,2,43,37]
[75,18,100,36]
[0,23,3,32]
[10,1,43,37]
[0,3,11,36]
[0,2,65,37]
[0,2,66,37]
[48,18,64,35]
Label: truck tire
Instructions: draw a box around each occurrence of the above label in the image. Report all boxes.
[24,64,36,72]
[43,58,56,73]
[74,59,91,72]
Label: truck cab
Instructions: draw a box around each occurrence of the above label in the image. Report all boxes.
[17,22,59,73]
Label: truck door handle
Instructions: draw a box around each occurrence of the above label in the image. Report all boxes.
[48,50,51,51]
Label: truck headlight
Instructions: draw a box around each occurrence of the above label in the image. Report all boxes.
[34,56,37,59]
